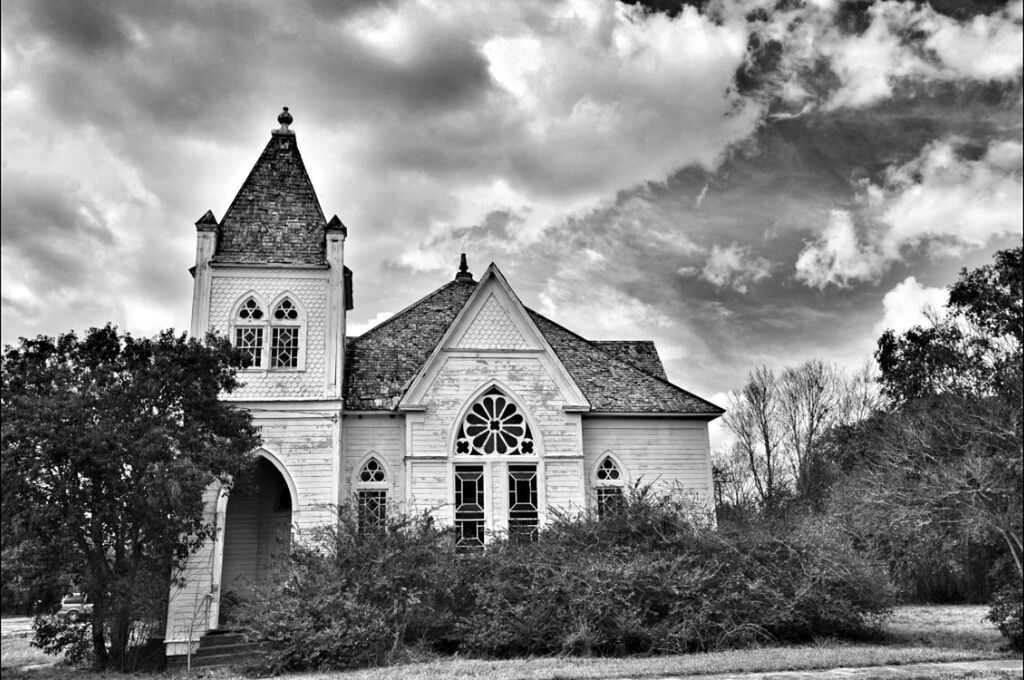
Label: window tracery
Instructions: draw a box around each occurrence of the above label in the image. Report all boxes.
[355,457,388,533]
[229,293,305,371]
[455,387,534,456]
[594,455,625,519]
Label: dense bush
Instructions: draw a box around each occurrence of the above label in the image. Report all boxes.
[236,489,893,674]
[32,615,94,665]
[987,584,1024,652]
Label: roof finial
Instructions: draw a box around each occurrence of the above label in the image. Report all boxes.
[455,253,474,282]
[277,106,293,133]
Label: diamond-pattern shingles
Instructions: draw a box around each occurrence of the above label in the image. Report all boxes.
[210,276,328,400]
[456,294,529,349]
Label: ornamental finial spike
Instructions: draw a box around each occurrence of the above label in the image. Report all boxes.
[455,253,474,282]
[277,106,293,132]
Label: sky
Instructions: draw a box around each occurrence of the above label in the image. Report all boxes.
[2,0,1022,448]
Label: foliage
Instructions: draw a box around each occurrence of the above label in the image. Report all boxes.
[986,584,1023,652]
[31,615,94,666]
[1,325,260,669]
[722,361,879,513]
[236,488,893,674]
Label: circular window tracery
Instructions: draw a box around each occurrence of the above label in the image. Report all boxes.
[456,388,534,456]
[238,297,264,320]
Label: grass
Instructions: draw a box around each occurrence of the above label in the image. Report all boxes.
[0,605,1017,680]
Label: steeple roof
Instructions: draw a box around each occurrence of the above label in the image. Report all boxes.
[214,108,328,264]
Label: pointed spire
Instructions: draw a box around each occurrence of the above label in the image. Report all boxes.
[455,253,474,282]
[214,109,327,264]
[326,214,347,235]
[195,209,218,229]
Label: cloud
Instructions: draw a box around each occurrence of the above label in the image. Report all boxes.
[873,138,1024,259]
[697,244,772,293]
[796,138,1023,289]
[873,276,948,337]
[795,210,887,289]
[738,0,1024,113]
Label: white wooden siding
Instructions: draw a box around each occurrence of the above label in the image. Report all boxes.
[341,414,404,508]
[582,417,713,507]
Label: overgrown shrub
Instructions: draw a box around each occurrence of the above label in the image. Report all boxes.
[987,584,1024,652]
[236,488,893,674]
[32,614,93,665]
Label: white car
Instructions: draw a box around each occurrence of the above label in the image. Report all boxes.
[56,593,92,622]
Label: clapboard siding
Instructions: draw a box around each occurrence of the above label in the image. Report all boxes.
[341,414,404,506]
[410,356,583,459]
[165,484,221,654]
[408,460,451,522]
[255,415,337,530]
[544,459,586,516]
[582,417,713,505]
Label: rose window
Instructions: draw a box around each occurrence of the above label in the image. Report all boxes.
[456,388,534,456]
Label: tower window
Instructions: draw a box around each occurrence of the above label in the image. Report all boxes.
[230,294,305,371]
[270,327,299,368]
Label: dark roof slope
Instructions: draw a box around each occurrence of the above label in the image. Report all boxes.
[215,130,327,264]
[343,278,723,416]
[528,313,723,414]
[344,280,477,410]
[592,341,668,380]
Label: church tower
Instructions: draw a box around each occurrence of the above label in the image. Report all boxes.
[166,109,350,655]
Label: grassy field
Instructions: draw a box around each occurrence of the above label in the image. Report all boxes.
[1,605,1017,680]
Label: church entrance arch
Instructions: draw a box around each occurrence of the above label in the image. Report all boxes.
[218,454,294,624]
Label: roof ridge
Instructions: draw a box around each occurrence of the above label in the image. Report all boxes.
[526,308,724,414]
[349,279,476,344]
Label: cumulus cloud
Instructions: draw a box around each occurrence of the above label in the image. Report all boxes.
[697,244,773,293]
[739,0,1024,112]
[873,276,948,337]
[796,138,1023,289]
[795,210,887,289]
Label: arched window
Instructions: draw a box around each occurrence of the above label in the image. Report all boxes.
[455,387,534,456]
[269,298,300,369]
[230,293,305,371]
[453,387,539,546]
[234,297,266,368]
[594,455,625,519]
[355,457,388,533]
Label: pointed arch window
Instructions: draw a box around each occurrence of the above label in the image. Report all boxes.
[234,297,266,368]
[355,457,388,533]
[594,455,625,519]
[230,293,306,371]
[270,298,300,369]
[455,387,534,456]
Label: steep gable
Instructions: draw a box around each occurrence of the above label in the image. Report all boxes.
[343,266,723,416]
[215,111,327,265]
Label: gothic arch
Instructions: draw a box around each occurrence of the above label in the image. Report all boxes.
[251,447,300,514]
[447,380,545,457]
[591,450,629,487]
[229,290,269,319]
[350,450,395,493]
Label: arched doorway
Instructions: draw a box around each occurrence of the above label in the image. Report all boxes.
[219,457,292,622]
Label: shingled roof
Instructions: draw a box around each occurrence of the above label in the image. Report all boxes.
[343,276,723,416]
[214,110,328,264]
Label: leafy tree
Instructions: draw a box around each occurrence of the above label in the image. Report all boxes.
[871,247,1022,583]
[1,326,259,669]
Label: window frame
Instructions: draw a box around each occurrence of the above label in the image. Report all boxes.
[354,455,390,534]
[229,292,307,372]
[592,452,628,519]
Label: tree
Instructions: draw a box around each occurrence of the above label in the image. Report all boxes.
[724,361,879,512]
[1,326,260,669]
[868,247,1023,587]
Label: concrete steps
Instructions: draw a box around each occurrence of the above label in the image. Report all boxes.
[186,630,259,668]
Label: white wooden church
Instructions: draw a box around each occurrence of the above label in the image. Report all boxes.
[164,110,723,659]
